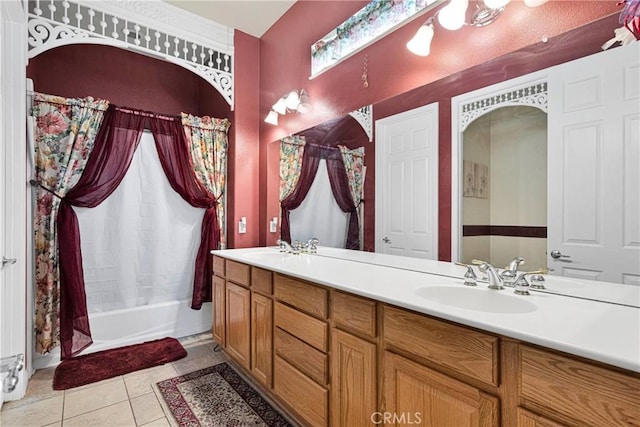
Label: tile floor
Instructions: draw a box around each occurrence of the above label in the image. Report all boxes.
[0,332,227,427]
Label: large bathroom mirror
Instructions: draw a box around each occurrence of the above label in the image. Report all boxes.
[452,43,639,289]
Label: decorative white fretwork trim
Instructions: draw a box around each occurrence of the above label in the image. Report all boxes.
[27,0,234,108]
[349,104,373,142]
[459,82,547,132]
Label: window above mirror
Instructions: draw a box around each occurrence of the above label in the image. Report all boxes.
[310,0,442,78]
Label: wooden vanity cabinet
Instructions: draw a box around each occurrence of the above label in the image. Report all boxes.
[382,304,501,427]
[517,344,640,426]
[225,281,250,369]
[213,257,639,427]
[250,267,273,388]
[273,274,329,426]
[212,257,226,346]
[330,291,378,427]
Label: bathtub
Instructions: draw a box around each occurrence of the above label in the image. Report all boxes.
[33,299,212,370]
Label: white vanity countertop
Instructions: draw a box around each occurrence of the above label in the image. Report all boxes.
[212,247,640,373]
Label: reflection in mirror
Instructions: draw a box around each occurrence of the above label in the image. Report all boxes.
[461,106,547,270]
[290,160,349,247]
[278,114,368,250]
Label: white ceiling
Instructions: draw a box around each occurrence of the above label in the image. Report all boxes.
[165,0,297,38]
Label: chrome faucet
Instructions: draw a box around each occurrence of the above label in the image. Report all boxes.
[276,239,294,253]
[455,262,477,286]
[500,256,525,287]
[477,262,504,290]
[306,237,319,254]
[513,270,544,295]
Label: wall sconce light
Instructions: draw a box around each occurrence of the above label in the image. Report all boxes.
[409,0,549,57]
[407,18,435,56]
[264,89,312,126]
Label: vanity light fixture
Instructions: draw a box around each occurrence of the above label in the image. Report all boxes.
[408,0,547,57]
[264,89,312,126]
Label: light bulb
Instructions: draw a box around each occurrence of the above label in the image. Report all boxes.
[284,90,300,111]
[297,90,312,114]
[407,21,435,56]
[524,0,548,6]
[438,0,468,31]
[264,110,278,126]
[272,97,287,115]
[483,0,510,9]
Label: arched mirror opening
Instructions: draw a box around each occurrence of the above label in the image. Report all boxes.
[461,106,547,270]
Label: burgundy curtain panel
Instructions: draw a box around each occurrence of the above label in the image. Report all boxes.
[58,106,220,359]
[149,118,220,310]
[280,143,360,249]
[57,105,145,359]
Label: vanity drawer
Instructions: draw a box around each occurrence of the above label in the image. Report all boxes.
[274,355,328,427]
[226,260,250,287]
[251,267,272,295]
[331,291,377,338]
[274,274,328,319]
[275,302,328,352]
[275,327,328,385]
[519,345,640,426]
[212,256,225,277]
[383,305,499,386]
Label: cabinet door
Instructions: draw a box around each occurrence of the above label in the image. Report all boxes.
[383,351,499,427]
[212,275,225,347]
[226,282,250,369]
[331,329,377,427]
[251,292,272,388]
[517,408,565,427]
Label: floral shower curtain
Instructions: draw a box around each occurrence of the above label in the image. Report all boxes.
[279,135,306,202]
[181,113,231,249]
[32,93,109,355]
[339,146,366,248]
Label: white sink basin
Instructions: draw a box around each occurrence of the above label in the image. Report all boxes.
[415,286,537,314]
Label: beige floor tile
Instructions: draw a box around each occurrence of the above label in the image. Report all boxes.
[177,335,201,347]
[42,422,62,427]
[124,364,176,399]
[139,417,170,427]
[130,392,164,426]
[62,400,135,427]
[63,377,128,419]
[62,375,122,394]
[171,351,227,376]
[0,395,63,427]
[1,367,63,412]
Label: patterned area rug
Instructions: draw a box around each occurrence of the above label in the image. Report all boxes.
[155,362,294,426]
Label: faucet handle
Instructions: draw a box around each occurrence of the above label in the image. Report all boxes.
[455,262,478,286]
[514,270,544,295]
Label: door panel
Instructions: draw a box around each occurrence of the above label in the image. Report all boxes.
[376,103,439,259]
[548,44,640,283]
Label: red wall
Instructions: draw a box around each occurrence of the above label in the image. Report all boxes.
[229,30,262,248]
[258,1,620,256]
[27,44,228,117]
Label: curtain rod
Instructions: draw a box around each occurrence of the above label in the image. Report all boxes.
[115,106,178,121]
[280,139,364,157]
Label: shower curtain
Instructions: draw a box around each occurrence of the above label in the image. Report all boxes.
[33,95,230,358]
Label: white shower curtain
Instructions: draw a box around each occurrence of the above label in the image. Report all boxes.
[75,131,205,313]
[290,159,349,248]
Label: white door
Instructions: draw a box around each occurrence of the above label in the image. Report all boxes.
[375,103,439,258]
[547,43,640,284]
